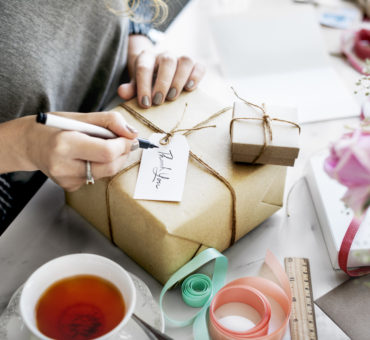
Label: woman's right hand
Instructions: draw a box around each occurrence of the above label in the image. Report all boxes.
[0,111,138,192]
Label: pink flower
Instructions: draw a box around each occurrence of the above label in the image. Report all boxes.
[324,129,370,215]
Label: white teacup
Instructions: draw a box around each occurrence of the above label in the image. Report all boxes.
[20,253,136,340]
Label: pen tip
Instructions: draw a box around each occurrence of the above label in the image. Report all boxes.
[153,145,159,148]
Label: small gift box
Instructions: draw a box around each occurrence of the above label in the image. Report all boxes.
[230,101,300,166]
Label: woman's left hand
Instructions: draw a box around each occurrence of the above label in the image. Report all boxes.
[118,35,205,108]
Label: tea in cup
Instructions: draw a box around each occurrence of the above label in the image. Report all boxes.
[20,254,136,340]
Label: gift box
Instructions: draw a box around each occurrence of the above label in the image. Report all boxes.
[66,90,287,284]
[230,101,300,166]
[306,152,370,270]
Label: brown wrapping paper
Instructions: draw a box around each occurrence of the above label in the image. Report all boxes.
[66,90,287,284]
[231,101,300,166]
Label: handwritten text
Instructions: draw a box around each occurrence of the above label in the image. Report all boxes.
[152,150,174,189]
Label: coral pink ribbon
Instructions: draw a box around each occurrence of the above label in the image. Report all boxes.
[338,215,370,276]
[208,251,292,340]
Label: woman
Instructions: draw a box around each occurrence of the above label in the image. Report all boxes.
[0,0,205,229]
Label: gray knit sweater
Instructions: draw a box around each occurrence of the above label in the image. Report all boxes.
[0,0,130,121]
[0,0,151,228]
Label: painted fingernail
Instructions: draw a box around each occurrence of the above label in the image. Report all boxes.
[167,87,177,100]
[186,80,194,89]
[142,95,150,107]
[153,92,163,105]
[130,140,139,151]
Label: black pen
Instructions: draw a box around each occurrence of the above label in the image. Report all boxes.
[36,112,158,150]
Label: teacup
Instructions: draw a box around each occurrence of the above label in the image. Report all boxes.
[20,253,136,340]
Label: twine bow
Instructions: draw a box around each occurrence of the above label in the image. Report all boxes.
[159,103,217,145]
[230,87,301,164]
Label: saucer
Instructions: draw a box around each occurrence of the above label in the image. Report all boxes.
[0,273,164,340]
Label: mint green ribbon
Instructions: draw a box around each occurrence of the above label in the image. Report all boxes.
[182,273,212,308]
[159,248,228,339]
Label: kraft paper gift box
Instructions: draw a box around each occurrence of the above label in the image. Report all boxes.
[231,101,300,166]
[66,90,287,284]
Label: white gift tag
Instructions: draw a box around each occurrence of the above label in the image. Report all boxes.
[134,133,190,202]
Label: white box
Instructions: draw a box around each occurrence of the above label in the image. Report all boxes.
[305,152,370,269]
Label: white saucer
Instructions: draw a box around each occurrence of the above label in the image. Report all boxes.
[0,273,164,340]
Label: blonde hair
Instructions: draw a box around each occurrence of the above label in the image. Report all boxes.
[105,0,168,26]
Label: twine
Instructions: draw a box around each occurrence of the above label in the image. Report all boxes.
[230,87,301,164]
[105,103,237,247]
[158,103,217,145]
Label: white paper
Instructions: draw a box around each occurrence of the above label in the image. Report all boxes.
[230,68,358,123]
[134,134,189,202]
[209,3,359,123]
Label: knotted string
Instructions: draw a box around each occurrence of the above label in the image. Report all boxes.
[229,87,301,164]
[159,103,217,145]
[105,103,236,248]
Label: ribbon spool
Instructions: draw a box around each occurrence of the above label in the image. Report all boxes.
[159,248,228,331]
[208,275,291,340]
[209,285,271,339]
[160,249,291,340]
[182,274,213,308]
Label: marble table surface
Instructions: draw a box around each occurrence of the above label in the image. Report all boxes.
[0,0,364,339]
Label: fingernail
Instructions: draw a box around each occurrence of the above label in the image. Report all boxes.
[130,140,139,151]
[142,95,150,107]
[126,124,138,134]
[186,80,194,89]
[153,92,163,105]
[167,87,177,100]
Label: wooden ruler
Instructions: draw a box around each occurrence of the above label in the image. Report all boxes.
[284,257,318,340]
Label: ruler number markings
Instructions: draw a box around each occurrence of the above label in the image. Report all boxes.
[284,257,318,340]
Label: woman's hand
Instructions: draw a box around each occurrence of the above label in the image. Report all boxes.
[0,112,138,192]
[118,35,205,108]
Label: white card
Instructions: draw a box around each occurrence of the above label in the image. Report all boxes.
[134,134,190,202]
